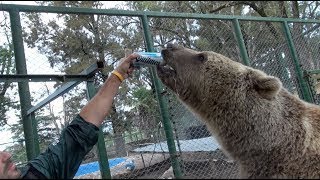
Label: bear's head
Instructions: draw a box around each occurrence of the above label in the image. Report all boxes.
[157,43,282,107]
[156,43,290,158]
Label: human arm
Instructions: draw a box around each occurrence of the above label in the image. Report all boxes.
[20,54,138,179]
[79,53,138,127]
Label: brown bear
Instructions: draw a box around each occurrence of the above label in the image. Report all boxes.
[156,43,320,179]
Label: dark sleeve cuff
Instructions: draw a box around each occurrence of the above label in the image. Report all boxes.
[20,164,46,179]
[71,114,100,146]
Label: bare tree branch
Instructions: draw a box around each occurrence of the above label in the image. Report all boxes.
[44,83,61,136]
[291,1,303,36]
[291,1,300,18]
[185,2,197,13]
[243,2,268,17]
[204,1,280,39]
[198,1,207,14]
[152,26,190,47]
[278,1,288,18]
[209,1,246,13]
[243,2,280,39]
[310,1,320,19]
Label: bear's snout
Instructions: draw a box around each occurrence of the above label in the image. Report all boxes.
[161,48,173,63]
[161,49,169,58]
[161,44,173,59]
[161,43,181,61]
[166,43,174,49]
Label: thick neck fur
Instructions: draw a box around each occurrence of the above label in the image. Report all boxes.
[180,81,307,163]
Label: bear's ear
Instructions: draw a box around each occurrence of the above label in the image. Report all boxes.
[253,75,282,100]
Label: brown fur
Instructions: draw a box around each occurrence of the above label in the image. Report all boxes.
[156,43,320,179]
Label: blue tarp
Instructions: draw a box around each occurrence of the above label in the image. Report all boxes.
[75,157,127,177]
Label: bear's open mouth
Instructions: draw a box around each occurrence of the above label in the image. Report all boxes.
[157,45,177,79]
[157,60,176,77]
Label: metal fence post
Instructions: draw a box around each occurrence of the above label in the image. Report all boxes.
[282,21,313,103]
[9,9,40,160]
[140,14,183,179]
[31,112,40,155]
[232,18,250,66]
[86,81,111,179]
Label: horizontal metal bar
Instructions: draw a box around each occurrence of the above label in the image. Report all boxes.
[144,12,320,23]
[27,63,99,115]
[306,69,320,75]
[1,4,320,23]
[0,74,93,82]
[0,4,145,16]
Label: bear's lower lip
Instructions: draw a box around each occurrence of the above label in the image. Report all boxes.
[157,64,176,77]
[164,65,175,71]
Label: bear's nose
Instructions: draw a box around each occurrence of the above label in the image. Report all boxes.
[166,43,180,50]
[161,49,168,59]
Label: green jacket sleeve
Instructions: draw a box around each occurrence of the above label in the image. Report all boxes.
[21,114,99,179]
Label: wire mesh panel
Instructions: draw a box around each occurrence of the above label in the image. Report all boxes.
[166,90,239,179]
[150,17,242,63]
[289,22,320,104]
[305,72,320,105]
[240,20,300,95]
[290,22,320,71]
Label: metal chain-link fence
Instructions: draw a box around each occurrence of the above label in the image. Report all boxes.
[1,4,320,179]
[290,22,320,105]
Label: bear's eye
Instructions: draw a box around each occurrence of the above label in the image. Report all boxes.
[197,54,206,62]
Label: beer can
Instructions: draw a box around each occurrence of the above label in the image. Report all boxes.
[134,52,163,66]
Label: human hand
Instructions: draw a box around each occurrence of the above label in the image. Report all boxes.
[113,53,139,81]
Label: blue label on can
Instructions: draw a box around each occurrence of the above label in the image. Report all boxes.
[133,52,163,67]
[137,52,162,59]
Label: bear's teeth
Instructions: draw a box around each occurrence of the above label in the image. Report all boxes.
[164,65,170,69]
[163,65,175,71]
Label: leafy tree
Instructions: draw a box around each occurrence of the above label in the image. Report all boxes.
[0,13,17,127]
[0,45,16,126]
[130,86,160,137]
